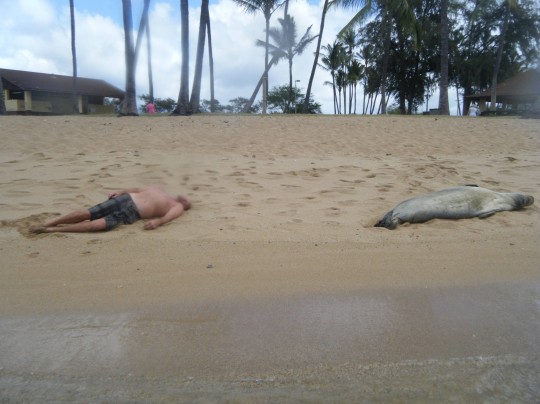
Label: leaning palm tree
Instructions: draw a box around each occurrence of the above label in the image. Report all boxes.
[190,0,210,113]
[233,0,283,114]
[490,0,518,109]
[134,0,153,103]
[69,0,78,114]
[243,54,280,113]
[258,14,317,112]
[144,3,154,103]
[302,0,330,114]
[121,0,138,115]
[206,9,216,112]
[134,0,151,64]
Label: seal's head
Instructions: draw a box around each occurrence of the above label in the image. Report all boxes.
[374,210,399,229]
[512,194,534,209]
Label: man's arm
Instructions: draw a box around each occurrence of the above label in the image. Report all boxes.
[143,204,185,230]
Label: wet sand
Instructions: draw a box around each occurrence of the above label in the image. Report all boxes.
[0,115,539,401]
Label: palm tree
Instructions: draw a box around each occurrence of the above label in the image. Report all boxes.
[490,0,518,109]
[332,0,390,111]
[243,55,280,113]
[121,0,138,115]
[438,0,450,115]
[69,0,78,114]
[144,2,154,103]
[302,0,330,114]
[319,41,346,114]
[333,0,415,114]
[233,0,283,114]
[133,0,153,103]
[174,0,191,115]
[258,14,317,112]
[134,0,151,64]
[347,59,363,114]
[338,28,357,114]
[190,0,210,112]
[206,11,216,111]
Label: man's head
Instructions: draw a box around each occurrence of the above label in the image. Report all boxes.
[177,195,192,210]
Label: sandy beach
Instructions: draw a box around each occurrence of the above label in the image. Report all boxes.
[1,114,539,401]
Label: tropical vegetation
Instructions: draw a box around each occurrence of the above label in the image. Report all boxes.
[65,0,540,116]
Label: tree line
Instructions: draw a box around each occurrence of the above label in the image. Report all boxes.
[151,0,538,116]
[322,0,539,115]
[2,0,536,116]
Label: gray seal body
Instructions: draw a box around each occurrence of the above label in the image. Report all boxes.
[374,186,534,229]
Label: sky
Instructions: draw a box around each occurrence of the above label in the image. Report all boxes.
[0,0,455,114]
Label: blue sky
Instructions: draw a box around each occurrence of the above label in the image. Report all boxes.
[1,0,454,114]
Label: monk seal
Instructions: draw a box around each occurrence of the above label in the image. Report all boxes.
[374,186,534,229]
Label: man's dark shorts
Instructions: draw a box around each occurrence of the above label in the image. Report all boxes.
[88,194,141,230]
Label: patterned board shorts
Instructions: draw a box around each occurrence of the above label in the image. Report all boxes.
[88,194,141,230]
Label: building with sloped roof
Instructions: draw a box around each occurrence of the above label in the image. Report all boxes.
[467,69,540,116]
[1,68,124,115]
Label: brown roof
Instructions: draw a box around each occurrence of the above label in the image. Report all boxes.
[467,69,540,104]
[0,68,124,98]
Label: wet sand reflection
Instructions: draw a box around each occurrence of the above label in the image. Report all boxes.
[1,281,539,401]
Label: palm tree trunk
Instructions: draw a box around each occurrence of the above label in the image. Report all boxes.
[490,1,510,109]
[70,0,78,114]
[243,55,278,113]
[206,12,215,112]
[262,15,271,114]
[175,0,191,115]
[190,0,209,113]
[145,5,154,103]
[332,76,337,114]
[303,0,329,113]
[287,58,293,113]
[134,0,151,66]
[121,0,138,115]
[438,0,450,115]
[380,1,392,115]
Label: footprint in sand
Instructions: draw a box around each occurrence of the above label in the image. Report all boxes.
[323,207,342,217]
[375,184,393,192]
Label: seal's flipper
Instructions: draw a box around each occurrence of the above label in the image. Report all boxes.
[478,211,497,219]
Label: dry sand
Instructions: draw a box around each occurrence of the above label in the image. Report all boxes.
[0,114,539,401]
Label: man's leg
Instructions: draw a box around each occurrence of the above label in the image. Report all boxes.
[33,218,108,233]
[42,209,91,227]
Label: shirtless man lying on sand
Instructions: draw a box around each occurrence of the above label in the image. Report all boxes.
[32,186,191,233]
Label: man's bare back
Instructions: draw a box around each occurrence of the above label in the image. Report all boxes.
[32,186,191,233]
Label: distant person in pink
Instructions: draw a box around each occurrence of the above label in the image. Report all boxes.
[146,102,156,114]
